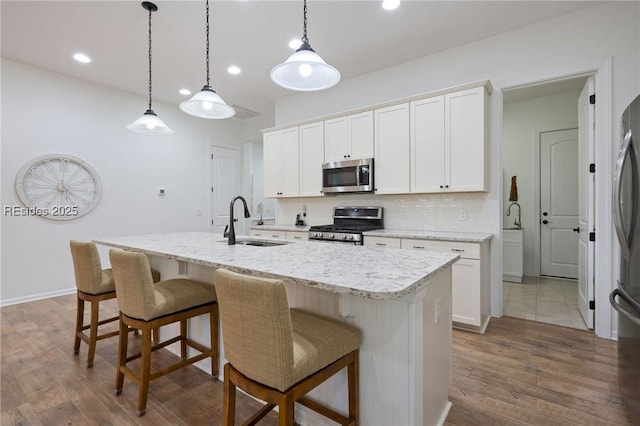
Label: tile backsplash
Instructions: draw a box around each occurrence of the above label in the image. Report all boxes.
[276,192,495,233]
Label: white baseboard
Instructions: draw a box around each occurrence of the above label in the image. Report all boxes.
[0,287,76,307]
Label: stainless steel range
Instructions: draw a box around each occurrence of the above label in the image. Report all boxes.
[308,206,383,245]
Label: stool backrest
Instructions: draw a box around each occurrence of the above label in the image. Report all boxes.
[70,240,103,294]
[214,268,294,391]
[109,250,157,320]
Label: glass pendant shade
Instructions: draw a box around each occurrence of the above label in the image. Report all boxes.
[270,44,340,91]
[179,85,235,119]
[127,109,174,135]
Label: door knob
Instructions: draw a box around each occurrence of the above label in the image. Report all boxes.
[542,220,549,224]
[542,212,548,216]
[573,227,580,233]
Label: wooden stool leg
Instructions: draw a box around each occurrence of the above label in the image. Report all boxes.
[210,306,219,378]
[348,350,359,426]
[73,293,84,355]
[180,319,187,359]
[222,364,236,426]
[137,324,153,416]
[278,392,295,426]
[115,314,128,395]
[152,327,159,342]
[86,298,100,367]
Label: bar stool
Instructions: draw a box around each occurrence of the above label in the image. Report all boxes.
[213,268,361,426]
[109,249,219,416]
[70,240,160,368]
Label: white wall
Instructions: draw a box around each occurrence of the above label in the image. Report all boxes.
[0,59,246,304]
[272,2,639,335]
[503,90,581,276]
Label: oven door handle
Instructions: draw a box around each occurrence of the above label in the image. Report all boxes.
[355,167,361,187]
[610,288,640,328]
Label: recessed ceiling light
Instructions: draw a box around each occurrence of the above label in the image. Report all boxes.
[73,53,91,64]
[179,89,192,96]
[227,65,241,75]
[288,39,303,50]
[382,0,400,11]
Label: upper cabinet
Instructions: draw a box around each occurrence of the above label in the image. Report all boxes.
[411,86,489,193]
[374,103,410,194]
[262,81,490,199]
[263,127,300,198]
[299,122,325,197]
[446,86,488,192]
[324,111,374,163]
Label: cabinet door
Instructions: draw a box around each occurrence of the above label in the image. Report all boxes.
[299,122,325,197]
[324,117,348,163]
[451,258,481,326]
[411,96,446,193]
[349,111,374,160]
[263,131,283,198]
[280,127,300,197]
[446,87,487,192]
[374,104,410,194]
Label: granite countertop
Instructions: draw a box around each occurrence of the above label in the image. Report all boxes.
[94,232,458,300]
[364,229,493,243]
[250,224,310,232]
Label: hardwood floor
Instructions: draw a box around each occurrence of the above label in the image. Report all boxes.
[1,294,630,425]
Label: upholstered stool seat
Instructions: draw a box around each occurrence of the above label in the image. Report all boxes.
[109,249,219,417]
[70,240,160,368]
[214,268,361,426]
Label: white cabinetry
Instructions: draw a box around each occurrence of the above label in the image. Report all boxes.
[445,86,488,192]
[298,122,325,197]
[364,235,491,333]
[410,87,488,193]
[263,128,300,198]
[324,111,374,162]
[374,103,410,194]
[502,229,523,283]
[410,96,446,193]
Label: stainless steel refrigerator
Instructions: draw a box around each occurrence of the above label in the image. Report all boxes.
[611,93,640,425]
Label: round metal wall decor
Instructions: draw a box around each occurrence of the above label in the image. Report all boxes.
[14,154,102,220]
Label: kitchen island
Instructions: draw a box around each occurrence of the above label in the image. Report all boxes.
[95,232,458,426]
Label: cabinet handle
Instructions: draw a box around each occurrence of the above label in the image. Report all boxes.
[375,243,387,246]
[413,246,426,249]
[272,235,281,238]
[445,185,449,189]
[292,236,302,239]
[439,185,444,189]
[254,233,263,236]
[451,248,464,252]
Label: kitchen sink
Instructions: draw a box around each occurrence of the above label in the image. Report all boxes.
[218,238,289,247]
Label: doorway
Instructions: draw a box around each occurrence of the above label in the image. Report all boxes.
[502,75,594,330]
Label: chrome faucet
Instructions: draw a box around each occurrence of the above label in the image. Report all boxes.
[506,202,522,230]
[228,195,251,245]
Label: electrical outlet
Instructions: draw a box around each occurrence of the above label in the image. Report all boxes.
[459,210,468,221]
[158,188,165,197]
[435,297,441,324]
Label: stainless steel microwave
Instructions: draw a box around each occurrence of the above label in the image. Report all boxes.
[322,158,374,194]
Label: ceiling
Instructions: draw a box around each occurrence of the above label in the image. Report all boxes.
[1,1,599,120]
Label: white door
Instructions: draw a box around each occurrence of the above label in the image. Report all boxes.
[210,145,239,235]
[578,77,595,329]
[540,128,579,278]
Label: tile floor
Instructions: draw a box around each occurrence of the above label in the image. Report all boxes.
[502,276,589,330]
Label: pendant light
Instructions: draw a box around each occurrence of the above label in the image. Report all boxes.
[127,2,173,135]
[270,0,340,91]
[180,0,235,119]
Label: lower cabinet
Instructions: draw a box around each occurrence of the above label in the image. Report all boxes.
[364,235,491,333]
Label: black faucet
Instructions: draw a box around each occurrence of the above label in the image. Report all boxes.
[228,195,251,245]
